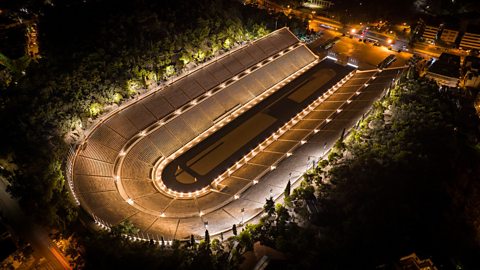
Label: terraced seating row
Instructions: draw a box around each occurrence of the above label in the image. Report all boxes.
[129,46,318,160]
[99,28,300,140]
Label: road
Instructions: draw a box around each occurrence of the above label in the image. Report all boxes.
[0,178,71,270]
[308,28,410,70]
[258,2,457,61]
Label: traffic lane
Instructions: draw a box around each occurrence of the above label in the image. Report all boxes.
[161,60,354,192]
[0,179,70,270]
[308,22,339,43]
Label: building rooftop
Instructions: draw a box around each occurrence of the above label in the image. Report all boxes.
[427,53,460,79]
[428,61,460,79]
[464,55,480,70]
[438,52,461,66]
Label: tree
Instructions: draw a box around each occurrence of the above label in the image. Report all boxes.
[264,197,275,217]
[232,224,237,236]
[284,180,291,198]
[110,220,139,237]
[340,128,346,142]
[204,230,210,245]
[238,229,254,251]
[190,234,195,247]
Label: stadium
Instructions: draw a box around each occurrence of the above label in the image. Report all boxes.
[68,28,404,242]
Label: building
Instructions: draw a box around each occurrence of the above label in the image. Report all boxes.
[425,53,461,87]
[462,56,480,89]
[398,253,438,270]
[303,0,334,9]
[460,32,480,51]
[439,29,458,45]
[421,25,439,43]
